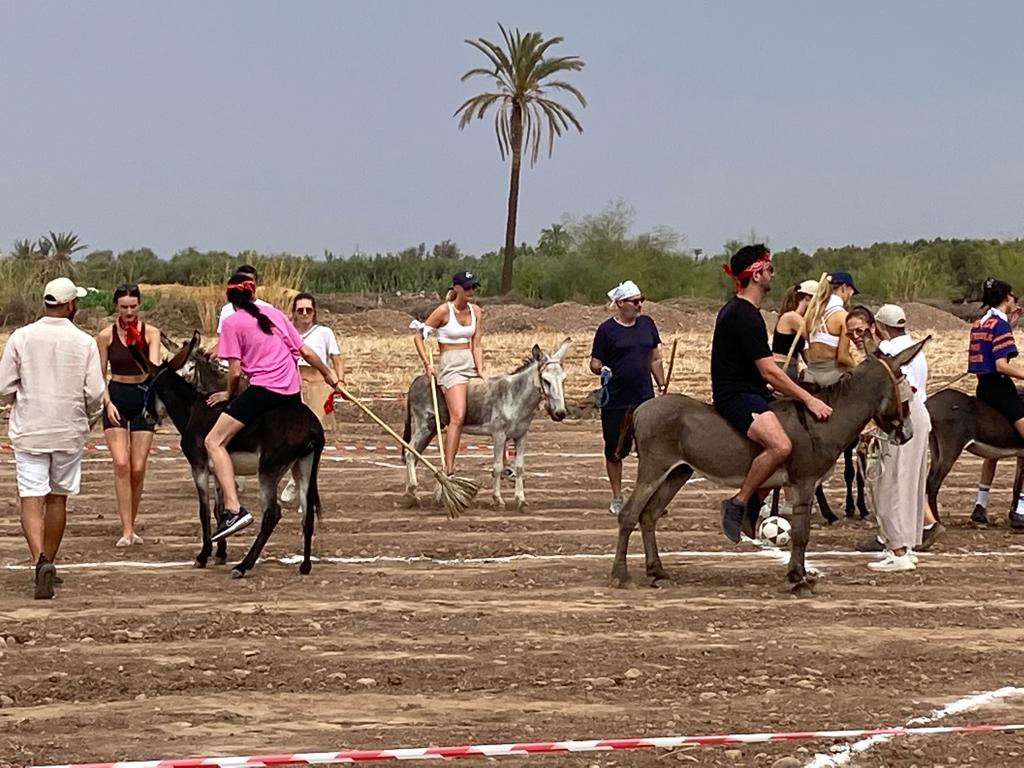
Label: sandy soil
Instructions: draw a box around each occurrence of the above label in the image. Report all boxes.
[2,410,1024,767]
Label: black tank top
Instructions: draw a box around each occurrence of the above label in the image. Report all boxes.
[108,323,148,376]
[772,329,805,357]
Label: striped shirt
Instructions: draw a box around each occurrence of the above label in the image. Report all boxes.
[968,308,1018,374]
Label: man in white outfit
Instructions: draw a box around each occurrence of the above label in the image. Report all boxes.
[868,303,931,572]
[0,278,106,598]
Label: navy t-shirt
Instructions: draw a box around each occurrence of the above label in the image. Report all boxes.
[711,297,772,403]
[591,315,661,409]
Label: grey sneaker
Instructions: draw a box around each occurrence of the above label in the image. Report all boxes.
[918,522,946,551]
[609,495,625,516]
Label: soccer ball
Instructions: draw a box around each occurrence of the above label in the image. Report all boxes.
[758,515,792,548]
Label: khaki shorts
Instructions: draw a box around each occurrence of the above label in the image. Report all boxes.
[437,348,479,389]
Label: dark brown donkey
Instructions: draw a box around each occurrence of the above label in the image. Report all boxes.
[611,336,928,597]
[925,388,1024,522]
[131,333,325,577]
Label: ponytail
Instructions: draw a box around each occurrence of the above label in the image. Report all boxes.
[226,272,273,335]
[444,287,457,302]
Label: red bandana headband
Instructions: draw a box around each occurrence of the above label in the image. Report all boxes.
[227,278,257,296]
[722,250,772,288]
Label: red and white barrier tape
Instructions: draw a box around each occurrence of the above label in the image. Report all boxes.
[35,723,1024,767]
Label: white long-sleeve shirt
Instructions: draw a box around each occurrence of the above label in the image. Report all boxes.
[0,317,106,452]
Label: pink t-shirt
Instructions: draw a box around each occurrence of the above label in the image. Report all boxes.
[218,305,302,394]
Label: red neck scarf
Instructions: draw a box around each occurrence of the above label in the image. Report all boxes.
[118,317,145,348]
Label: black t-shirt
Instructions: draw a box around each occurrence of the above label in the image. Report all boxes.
[711,297,772,403]
[591,315,661,409]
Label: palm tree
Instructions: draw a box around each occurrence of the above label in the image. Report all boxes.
[455,25,586,294]
[538,223,571,256]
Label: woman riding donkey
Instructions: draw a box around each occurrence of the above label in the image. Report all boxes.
[967,278,1024,529]
[206,272,344,541]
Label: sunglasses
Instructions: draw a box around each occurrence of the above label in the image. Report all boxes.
[295,307,315,315]
[621,297,645,306]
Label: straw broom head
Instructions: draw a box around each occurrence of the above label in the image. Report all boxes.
[432,470,479,519]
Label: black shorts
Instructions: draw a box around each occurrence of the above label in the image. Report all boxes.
[601,407,634,463]
[977,374,1024,425]
[102,381,155,432]
[714,393,772,436]
[225,385,302,426]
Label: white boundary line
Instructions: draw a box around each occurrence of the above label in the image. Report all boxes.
[5,547,1024,572]
[804,686,1024,767]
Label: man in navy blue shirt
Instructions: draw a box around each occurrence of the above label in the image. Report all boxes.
[590,280,665,516]
[712,245,832,542]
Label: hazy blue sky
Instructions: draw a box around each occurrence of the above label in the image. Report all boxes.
[2,1,1022,259]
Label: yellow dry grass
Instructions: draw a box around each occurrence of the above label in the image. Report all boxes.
[332,329,971,401]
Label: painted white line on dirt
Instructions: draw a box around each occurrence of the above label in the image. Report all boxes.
[5,548,1021,573]
[803,686,1024,768]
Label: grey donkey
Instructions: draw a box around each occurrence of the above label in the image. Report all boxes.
[611,335,928,597]
[402,338,572,510]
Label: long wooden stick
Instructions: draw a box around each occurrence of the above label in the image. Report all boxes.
[661,339,678,395]
[337,385,445,476]
[428,350,447,474]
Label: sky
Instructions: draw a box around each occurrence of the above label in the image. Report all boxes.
[2,1,1023,259]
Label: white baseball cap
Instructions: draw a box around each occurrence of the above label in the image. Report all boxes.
[797,279,819,296]
[875,303,907,328]
[43,277,87,306]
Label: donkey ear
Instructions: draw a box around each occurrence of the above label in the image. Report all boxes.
[551,337,573,363]
[890,335,931,369]
[863,333,879,357]
[168,331,200,371]
[127,342,158,376]
[531,344,544,363]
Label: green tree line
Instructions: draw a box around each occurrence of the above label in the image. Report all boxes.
[5,205,1024,306]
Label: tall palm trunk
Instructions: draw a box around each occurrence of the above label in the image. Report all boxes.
[501,102,524,295]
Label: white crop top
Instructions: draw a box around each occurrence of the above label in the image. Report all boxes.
[436,302,476,344]
[809,294,845,348]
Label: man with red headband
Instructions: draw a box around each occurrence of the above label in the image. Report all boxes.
[712,244,832,542]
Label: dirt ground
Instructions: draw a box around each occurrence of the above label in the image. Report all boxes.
[2,407,1024,767]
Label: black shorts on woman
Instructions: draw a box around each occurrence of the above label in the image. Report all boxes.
[977,373,1024,425]
[102,380,156,432]
[224,384,302,426]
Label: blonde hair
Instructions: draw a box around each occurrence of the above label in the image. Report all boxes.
[445,287,457,302]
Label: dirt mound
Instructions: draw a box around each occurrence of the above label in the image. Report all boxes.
[329,308,415,335]
[901,302,968,332]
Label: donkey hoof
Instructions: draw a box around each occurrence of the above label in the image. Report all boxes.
[401,493,420,509]
[516,499,527,513]
[214,556,227,566]
[230,567,245,579]
[193,558,207,569]
[493,497,506,511]
[791,582,815,599]
[610,571,633,589]
[298,561,312,576]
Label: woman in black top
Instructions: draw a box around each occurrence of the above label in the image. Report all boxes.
[771,280,817,381]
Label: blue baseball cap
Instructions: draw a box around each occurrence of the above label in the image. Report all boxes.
[452,270,480,289]
[829,271,859,294]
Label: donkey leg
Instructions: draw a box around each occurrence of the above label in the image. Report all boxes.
[925,433,959,524]
[815,485,839,525]
[293,452,316,575]
[231,473,285,578]
[843,444,857,518]
[512,434,528,511]
[403,421,434,508]
[213,482,228,565]
[192,467,214,568]
[787,485,815,597]
[491,430,508,510]
[639,465,693,584]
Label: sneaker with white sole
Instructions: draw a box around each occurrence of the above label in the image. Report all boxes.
[867,550,916,572]
[609,495,625,516]
[212,507,253,542]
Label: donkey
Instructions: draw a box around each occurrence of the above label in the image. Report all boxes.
[402,338,572,510]
[926,388,1024,522]
[132,332,325,577]
[610,336,928,597]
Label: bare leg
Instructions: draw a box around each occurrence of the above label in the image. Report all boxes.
[42,494,68,562]
[20,496,46,562]
[737,413,792,504]
[442,383,468,474]
[129,431,154,540]
[606,459,623,497]
[104,427,134,541]
[204,414,246,511]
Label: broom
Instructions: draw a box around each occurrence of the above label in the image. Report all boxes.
[428,348,449,481]
[336,383,478,519]
[661,338,678,395]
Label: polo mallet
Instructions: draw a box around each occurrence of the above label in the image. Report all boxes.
[661,338,678,395]
[337,384,478,519]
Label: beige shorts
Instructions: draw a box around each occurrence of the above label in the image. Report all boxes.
[437,348,479,389]
[299,367,335,428]
[803,358,845,387]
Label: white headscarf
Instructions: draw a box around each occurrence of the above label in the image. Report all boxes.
[607,280,642,304]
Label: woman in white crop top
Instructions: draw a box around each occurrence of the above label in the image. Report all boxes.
[413,270,486,473]
[804,271,858,386]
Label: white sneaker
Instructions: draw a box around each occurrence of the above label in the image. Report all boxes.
[280,477,297,503]
[609,495,625,516]
[867,551,916,572]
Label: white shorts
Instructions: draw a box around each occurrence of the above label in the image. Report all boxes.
[14,449,84,498]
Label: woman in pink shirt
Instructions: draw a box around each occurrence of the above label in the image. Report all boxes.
[205,272,343,541]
